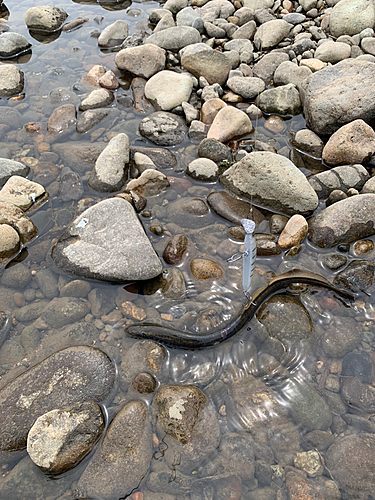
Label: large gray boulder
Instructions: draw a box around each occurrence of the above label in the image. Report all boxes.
[299,59,375,135]
[51,197,163,282]
[220,152,318,215]
[308,193,375,248]
[329,0,375,37]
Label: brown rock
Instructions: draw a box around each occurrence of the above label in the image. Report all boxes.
[322,119,375,165]
[190,258,223,279]
[163,234,188,265]
[278,214,308,249]
[201,98,227,125]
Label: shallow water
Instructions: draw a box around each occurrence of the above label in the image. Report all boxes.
[1,0,375,499]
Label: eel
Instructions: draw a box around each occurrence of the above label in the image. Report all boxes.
[125,269,355,349]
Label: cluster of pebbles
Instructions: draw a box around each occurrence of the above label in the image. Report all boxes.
[1,0,375,499]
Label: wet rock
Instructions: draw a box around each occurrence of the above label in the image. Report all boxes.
[322,120,375,165]
[76,108,116,134]
[166,197,211,229]
[277,214,308,249]
[24,6,68,31]
[0,345,115,451]
[269,214,288,234]
[51,197,162,282]
[325,434,375,498]
[181,48,232,86]
[207,106,253,142]
[143,267,186,300]
[273,60,312,87]
[329,0,375,38]
[34,268,58,299]
[287,379,332,431]
[120,340,166,389]
[145,26,201,51]
[291,129,324,158]
[191,475,242,500]
[59,168,84,202]
[52,141,106,174]
[145,70,193,111]
[130,145,177,170]
[79,88,114,111]
[139,111,187,146]
[256,238,282,256]
[27,401,104,474]
[41,297,90,328]
[115,44,165,79]
[132,372,157,394]
[98,69,119,90]
[219,433,255,485]
[207,191,264,225]
[0,224,20,264]
[341,376,375,413]
[186,157,219,181]
[125,169,169,197]
[0,176,48,213]
[220,151,318,215]
[146,461,193,495]
[322,254,347,270]
[342,351,374,384]
[198,138,232,163]
[286,469,325,500]
[252,51,289,86]
[98,20,128,47]
[353,238,374,256]
[334,259,375,293]
[254,19,292,50]
[0,32,31,59]
[308,164,369,199]
[77,401,152,500]
[304,430,334,451]
[320,316,363,358]
[308,194,375,247]
[0,65,24,97]
[256,83,302,115]
[59,279,91,298]
[88,133,129,192]
[299,59,375,135]
[190,258,223,279]
[133,152,157,173]
[82,64,106,87]
[163,234,188,265]
[0,159,29,188]
[154,384,206,444]
[294,450,323,477]
[0,201,38,245]
[47,103,76,136]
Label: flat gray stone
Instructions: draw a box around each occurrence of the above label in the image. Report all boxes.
[299,59,375,135]
[314,41,351,63]
[145,70,193,111]
[253,51,289,85]
[227,76,265,99]
[24,6,68,31]
[181,48,232,86]
[308,193,375,247]
[256,83,302,115]
[220,151,318,215]
[88,133,129,192]
[254,19,292,50]
[98,20,129,47]
[0,345,115,451]
[0,158,29,187]
[0,32,31,58]
[77,401,152,500]
[145,26,201,51]
[79,88,114,111]
[51,197,162,282]
[76,108,116,134]
[0,65,24,97]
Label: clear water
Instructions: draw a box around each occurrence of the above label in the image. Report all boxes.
[0,1,375,499]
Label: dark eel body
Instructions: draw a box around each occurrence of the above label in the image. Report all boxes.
[125,269,354,349]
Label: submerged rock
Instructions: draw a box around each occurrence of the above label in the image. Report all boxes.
[0,65,24,97]
[220,152,318,215]
[51,197,162,282]
[0,346,115,451]
[77,401,152,500]
[27,401,104,474]
[0,159,29,188]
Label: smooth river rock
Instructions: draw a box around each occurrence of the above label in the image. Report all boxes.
[51,197,163,282]
[0,158,29,187]
[115,44,166,79]
[145,70,193,111]
[220,151,319,215]
[0,346,115,451]
[77,401,152,500]
[299,59,375,135]
[329,0,375,37]
[0,65,24,97]
[308,193,375,248]
[181,48,232,86]
[145,26,201,51]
